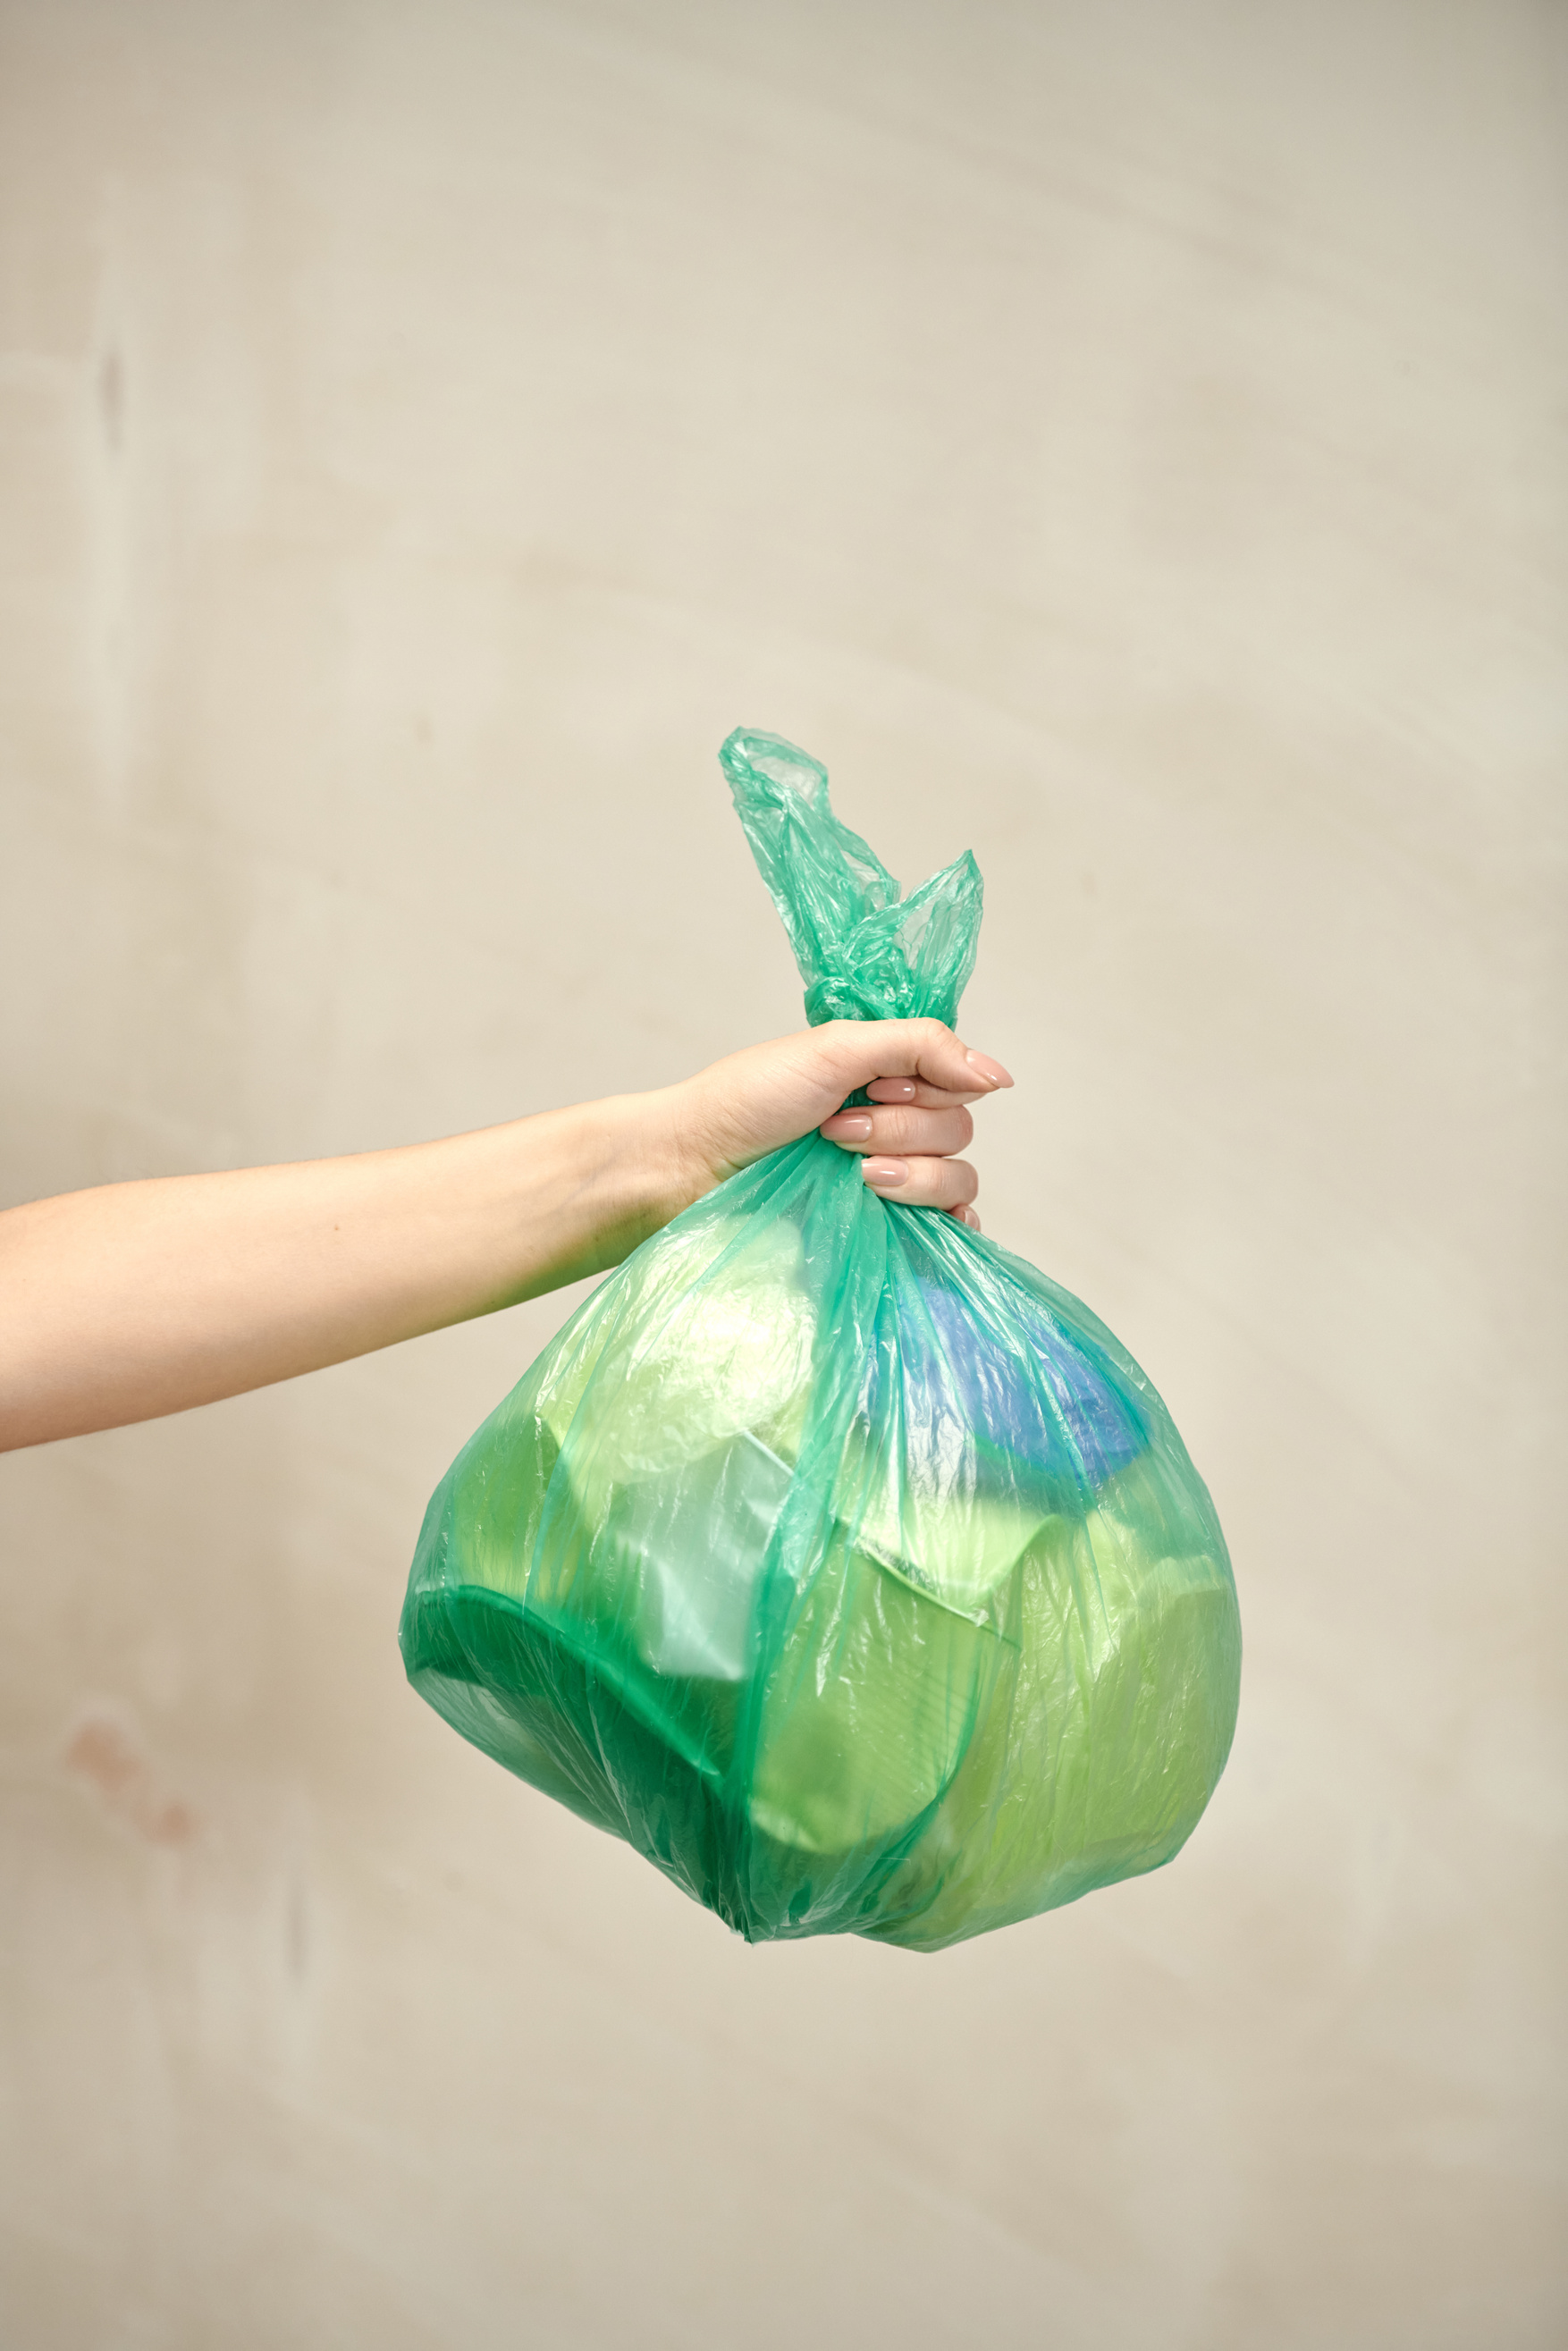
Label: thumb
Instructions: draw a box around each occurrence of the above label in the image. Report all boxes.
[807,1018,1014,1100]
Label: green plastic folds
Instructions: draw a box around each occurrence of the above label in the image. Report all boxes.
[400,730,1242,1950]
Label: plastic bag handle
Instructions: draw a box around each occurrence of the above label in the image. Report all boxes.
[721,728,983,1027]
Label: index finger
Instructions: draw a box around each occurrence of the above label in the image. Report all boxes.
[865,1076,991,1110]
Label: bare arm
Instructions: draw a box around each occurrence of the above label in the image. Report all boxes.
[0,1020,1011,1450]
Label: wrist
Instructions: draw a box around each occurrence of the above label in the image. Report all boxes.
[552,1085,704,1275]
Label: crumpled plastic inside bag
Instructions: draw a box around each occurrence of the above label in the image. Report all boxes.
[400,729,1242,1949]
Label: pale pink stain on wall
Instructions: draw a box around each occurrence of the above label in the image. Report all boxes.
[64,1707,198,1848]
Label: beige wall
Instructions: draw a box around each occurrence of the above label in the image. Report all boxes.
[3,3,1564,2344]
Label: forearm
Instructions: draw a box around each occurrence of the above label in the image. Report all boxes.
[0,1090,687,1450]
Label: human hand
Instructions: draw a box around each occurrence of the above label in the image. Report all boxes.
[0,1022,1013,1450]
[668,1019,1013,1231]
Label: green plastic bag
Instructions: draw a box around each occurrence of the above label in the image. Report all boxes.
[400,729,1242,1950]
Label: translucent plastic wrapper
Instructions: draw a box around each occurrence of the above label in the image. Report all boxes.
[400,730,1241,1949]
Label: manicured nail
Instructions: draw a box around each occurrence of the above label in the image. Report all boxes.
[822,1111,873,1142]
[863,1158,908,1188]
[873,1079,916,1100]
[956,1205,982,1232]
[965,1049,1014,1088]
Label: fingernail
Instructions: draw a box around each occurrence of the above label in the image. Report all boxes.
[863,1158,908,1189]
[876,1079,916,1100]
[954,1205,982,1233]
[965,1049,1014,1088]
[822,1112,873,1141]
